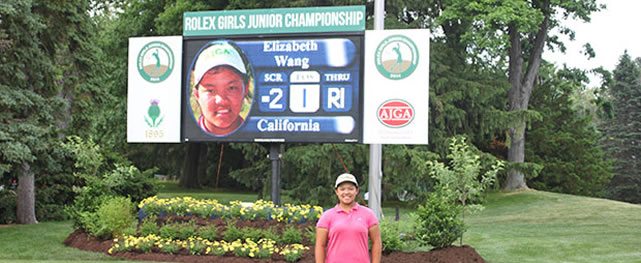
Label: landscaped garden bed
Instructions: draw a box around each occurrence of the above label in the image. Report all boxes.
[64,196,486,262]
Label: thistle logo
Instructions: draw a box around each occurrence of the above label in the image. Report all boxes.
[145,99,164,128]
[137,41,174,83]
[377,99,414,128]
[374,35,419,80]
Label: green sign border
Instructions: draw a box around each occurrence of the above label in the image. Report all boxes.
[183,6,365,36]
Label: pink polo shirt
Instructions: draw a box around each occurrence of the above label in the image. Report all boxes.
[316,203,379,263]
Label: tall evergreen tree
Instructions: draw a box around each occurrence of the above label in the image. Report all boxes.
[1,0,102,223]
[527,64,612,196]
[0,0,59,224]
[605,52,641,203]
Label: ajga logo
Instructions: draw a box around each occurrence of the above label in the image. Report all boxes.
[377,99,414,128]
[137,41,174,83]
[375,35,419,80]
[144,99,164,128]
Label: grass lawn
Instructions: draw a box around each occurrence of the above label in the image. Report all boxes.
[155,180,257,202]
[2,186,640,263]
[465,190,641,263]
[0,221,132,263]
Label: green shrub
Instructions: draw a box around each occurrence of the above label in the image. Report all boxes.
[0,190,16,224]
[158,240,180,254]
[280,226,303,244]
[211,245,226,256]
[380,220,404,253]
[159,224,180,240]
[240,227,265,242]
[159,221,196,240]
[139,216,159,236]
[138,238,155,253]
[66,164,157,230]
[223,224,243,242]
[304,226,316,245]
[34,150,80,221]
[261,227,279,242]
[102,164,158,204]
[66,181,111,229]
[197,225,218,241]
[240,226,278,243]
[415,193,465,249]
[189,238,208,255]
[85,196,136,239]
[280,244,307,262]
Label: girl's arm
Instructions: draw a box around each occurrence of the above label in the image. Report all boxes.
[315,227,329,263]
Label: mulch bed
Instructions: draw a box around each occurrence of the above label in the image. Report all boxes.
[64,229,485,263]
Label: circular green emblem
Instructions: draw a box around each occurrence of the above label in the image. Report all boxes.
[375,35,419,80]
[137,41,174,83]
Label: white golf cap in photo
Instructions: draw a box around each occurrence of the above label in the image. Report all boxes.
[335,173,358,188]
[193,40,247,86]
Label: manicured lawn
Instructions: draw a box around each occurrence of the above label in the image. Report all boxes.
[465,190,641,263]
[0,221,132,263]
[155,180,257,202]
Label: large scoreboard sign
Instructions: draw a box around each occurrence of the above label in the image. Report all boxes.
[182,6,365,143]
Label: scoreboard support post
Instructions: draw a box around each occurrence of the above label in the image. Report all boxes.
[269,143,282,205]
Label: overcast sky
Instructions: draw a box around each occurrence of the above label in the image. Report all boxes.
[543,1,640,86]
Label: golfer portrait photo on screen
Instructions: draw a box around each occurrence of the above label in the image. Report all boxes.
[188,40,254,137]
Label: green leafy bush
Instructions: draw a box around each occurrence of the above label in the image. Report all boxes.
[280,226,303,244]
[0,190,16,224]
[159,223,180,240]
[211,244,226,256]
[159,221,196,240]
[304,226,316,245]
[34,147,82,221]
[380,220,404,253]
[66,164,157,231]
[196,225,218,241]
[188,238,208,255]
[280,244,308,262]
[425,136,504,245]
[84,196,136,239]
[158,240,180,254]
[260,227,279,242]
[223,224,243,242]
[102,164,157,204]
[239,227,266,242]
[415,193,464,249]
[66,182,111,229]
[139,216,159,236]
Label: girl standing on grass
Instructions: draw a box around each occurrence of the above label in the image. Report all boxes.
[315,173,382,263]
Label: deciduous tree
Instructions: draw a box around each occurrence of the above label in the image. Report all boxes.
[406,0,601,190]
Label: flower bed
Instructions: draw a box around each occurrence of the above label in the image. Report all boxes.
[106,197,322,262]
[109,235,308,262]
[138,197,323,223]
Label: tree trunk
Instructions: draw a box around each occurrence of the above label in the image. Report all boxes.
[16,162,38,224]
[180,143,201,188]
[503,2,550,191]
[505,124,528,190]
[197,145,209,186]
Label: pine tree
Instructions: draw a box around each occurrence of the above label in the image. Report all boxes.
[0,0,102,223]
[0,0,59,224]
[605,52,641,203]
[526,65,612,196]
